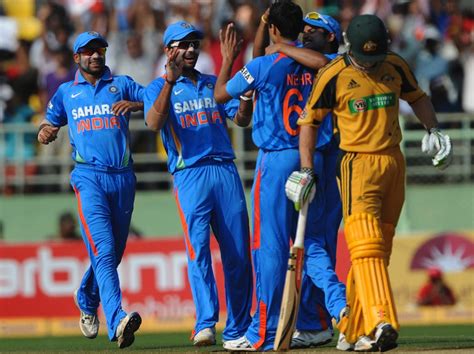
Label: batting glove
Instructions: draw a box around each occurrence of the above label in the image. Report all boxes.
[421,128,453,170]
[285,168,316,211]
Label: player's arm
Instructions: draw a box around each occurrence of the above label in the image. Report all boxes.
[113,79,145,116]
[252,7,270,58]
[215,23,242,103]
[38,88,66,144]
[145,48,182,131]
[409,95,439,130]
[265,44,329,70]
[233,90,253,127]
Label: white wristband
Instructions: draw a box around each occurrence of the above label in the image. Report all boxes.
[240,95,252,101]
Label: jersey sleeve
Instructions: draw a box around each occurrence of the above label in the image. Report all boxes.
[223,98,240,120]
[225,57,263,98]
[45,85,67,127]
[125,76,145,102]
[298,70,337,127]
[143,78,165,121]
[389,53,426,103]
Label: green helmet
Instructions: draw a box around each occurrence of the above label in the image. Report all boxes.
[345,14,389,64]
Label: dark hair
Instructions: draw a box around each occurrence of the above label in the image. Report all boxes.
[268,0,303,40]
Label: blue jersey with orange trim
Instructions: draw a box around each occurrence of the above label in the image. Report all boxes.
[316,53,339,151]
[144,72,238,174]
[226,43,314,151]
[46,67,144,169]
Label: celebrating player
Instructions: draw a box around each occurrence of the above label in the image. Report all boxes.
[143,21,253,347]
[214,1,339,351]
[286,14,453,352]
[37,31,144,348]
[264,11,351,350]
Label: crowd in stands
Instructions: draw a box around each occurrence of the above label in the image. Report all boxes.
[0,0,473,194]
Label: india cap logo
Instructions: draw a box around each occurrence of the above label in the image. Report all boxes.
[363,40,377,53]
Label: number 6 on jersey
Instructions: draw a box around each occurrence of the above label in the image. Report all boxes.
[274,201,309,351]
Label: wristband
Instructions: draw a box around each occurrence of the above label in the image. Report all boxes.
[240,95,252,101]
[301,167,315,177]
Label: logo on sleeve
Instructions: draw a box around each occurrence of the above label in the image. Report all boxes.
[47,101,53,110]
[349,93,395,114]
[239,67,254,84]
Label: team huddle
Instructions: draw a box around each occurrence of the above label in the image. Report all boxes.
[37,0,452,351]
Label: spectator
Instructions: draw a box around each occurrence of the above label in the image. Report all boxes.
[417,268,456,306]
[49,211,81,241]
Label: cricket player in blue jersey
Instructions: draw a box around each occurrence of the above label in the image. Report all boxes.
[264,12,351,349]
[143,21,253,347]
[37,31,144,349]
[215,2,343,351]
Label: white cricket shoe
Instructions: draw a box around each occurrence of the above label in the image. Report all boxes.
[223,336,256,351]
[115,312,142,349]
[291,328,333,348]
[374,322,398,351]
[336,333,354,351]
[354,335,377,352]
[73,289,99,339]
[193,327,216,346]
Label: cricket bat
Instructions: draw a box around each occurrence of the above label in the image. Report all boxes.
[274,201,309,351]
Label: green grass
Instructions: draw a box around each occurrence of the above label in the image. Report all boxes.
[0,324,473,352]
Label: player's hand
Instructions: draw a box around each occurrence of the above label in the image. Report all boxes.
[421,128,453,170]
[285,168,316,211]
[265,43,282,55]
[112,101,142,115]
[37,124,59,144]
[219,22,242,63]
[165,47,183,83]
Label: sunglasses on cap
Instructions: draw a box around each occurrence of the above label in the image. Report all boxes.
[305,11,336,34]
[78,47,107,56]
[169,39,201,50]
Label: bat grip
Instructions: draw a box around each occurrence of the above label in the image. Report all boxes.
[293,200,308,248]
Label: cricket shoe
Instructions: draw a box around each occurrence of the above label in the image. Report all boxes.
[193,327,216,346]
[354,336,377,352]
[291,328,333,348]
[336,333,354,351]
[223,336,256,351]
[73,289,99,339]
[374,322,398,352]
[116,312,142,349]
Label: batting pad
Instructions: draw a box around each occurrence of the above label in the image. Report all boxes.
[381,223,395,266]
[337,268,366,344]
[345,213,399,335]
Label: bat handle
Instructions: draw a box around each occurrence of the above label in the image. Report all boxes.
[293,201,308,248]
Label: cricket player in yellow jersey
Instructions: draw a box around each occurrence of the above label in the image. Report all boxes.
[285,14,452,352]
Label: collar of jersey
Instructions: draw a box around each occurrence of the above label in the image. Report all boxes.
[174,69,202,83]
[73,66,113,85]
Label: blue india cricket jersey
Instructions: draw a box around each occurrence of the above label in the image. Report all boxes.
[226,42,314,151]
[46,67,144,169]
[144,72,238,174]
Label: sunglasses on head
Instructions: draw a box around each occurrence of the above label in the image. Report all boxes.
[305,11,336,33]
[78,47,107,56]
[169,40,201,50]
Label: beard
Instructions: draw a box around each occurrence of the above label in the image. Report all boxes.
[302,32,327,53]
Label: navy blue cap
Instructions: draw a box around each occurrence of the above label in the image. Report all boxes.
[304,12,342,44]
[163,21,204,47]
[73,31,108,53]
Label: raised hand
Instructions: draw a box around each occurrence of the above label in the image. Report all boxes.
[219,23,243,64]
[165,47,184,83]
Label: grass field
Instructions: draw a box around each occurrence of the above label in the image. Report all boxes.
[0,324,473,353]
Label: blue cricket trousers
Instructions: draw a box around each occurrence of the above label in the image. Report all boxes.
[71,164,135,340]
[173,160,253,341]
